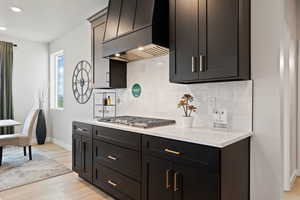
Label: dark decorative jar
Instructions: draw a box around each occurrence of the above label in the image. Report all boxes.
[36,109,47,145]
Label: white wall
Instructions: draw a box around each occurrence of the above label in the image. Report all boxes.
[282,0,298,192]
[0,33,49,137]
[251,0,299,198]
[251,0,282,199]
[49,22,93,149]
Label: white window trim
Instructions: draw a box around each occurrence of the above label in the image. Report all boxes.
[50,50,64,110]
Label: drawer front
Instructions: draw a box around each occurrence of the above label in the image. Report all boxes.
[73,122,92,137]
[93,126,141,151]
[93,163,141,200]
[142,135,220,172]
[93,139,141,181]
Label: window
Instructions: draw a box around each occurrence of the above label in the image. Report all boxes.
[50,50,64,110]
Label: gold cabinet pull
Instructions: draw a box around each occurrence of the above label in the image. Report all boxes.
[107,155,117,161]
[174,172,179,192]
[108,180,117,187]
[166,169,171,189]
[164,149,181,155]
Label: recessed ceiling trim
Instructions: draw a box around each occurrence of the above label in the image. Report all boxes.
[10,7,22,13]
[0,27,7,31]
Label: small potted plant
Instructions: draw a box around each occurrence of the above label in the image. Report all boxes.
[178,94,197,128]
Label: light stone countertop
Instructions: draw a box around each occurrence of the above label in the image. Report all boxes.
[79,120,252,148]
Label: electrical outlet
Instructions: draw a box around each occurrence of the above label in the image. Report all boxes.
[218,109,228,124]
[213,109,228,129]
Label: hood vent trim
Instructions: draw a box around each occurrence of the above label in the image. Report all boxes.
[110,44,169,62]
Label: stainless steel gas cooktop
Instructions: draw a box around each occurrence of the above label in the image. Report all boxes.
[97,116,176,129]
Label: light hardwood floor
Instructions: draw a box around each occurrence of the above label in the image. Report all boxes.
[284,178,300,200]
[0,143,114,200]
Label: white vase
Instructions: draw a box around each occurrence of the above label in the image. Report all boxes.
[181,117,194,128]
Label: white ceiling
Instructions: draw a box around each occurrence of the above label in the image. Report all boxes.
[0,0,108,43]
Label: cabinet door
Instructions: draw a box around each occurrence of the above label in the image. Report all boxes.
[93,21,110,88]
[142,155,173,200]
[170,0,199,82]
[199,0,238,80]
[173,162,219,200]
[81,136,93,182]
[72,134,82,174]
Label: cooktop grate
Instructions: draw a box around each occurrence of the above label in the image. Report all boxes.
[97,116,176,129]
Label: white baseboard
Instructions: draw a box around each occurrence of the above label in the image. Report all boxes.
[52,138,72,151]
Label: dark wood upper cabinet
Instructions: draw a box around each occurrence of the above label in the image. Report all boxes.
[118,0,137,36]
[172,0,199,82]
[88,10,127,89]
[134,0,155,30]
[104,0,122,41]
[92,19,110,88]
[202,0,238,80]
[170,0,250,83]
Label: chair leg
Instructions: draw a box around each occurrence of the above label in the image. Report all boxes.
[0,147,3,166]
[23,146,27,156]
[28,146,32,161]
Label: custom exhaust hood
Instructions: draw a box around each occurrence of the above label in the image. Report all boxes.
[102,0,169,62]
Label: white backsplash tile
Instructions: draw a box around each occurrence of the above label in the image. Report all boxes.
[116,55,252,132]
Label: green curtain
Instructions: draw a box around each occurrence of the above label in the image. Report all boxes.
[0,41,14,135]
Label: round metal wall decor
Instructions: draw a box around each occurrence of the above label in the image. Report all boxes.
[72,60,93,104]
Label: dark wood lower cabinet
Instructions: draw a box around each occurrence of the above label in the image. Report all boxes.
[72,122,93,183]
[72,134,82,174]
[72,122,250,200]
[93,163,141,200]
[142,156,173,200]
[142,155,219,200]
[173,162,219,200]
[81,136,93,182]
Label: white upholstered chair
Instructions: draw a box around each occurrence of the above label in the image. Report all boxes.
[0,109,39,166]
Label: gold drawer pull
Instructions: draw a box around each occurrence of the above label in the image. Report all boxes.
[108,180,117,187]
[164,149,181,155]
[107,155,117,161]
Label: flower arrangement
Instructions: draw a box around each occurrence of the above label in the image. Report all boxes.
[177,94,197,117]
[37,88,47,110]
